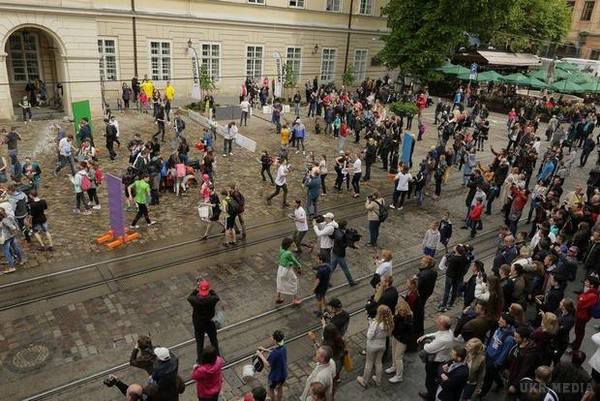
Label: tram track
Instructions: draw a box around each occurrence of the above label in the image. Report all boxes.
[21,228,500,401]
[0,163,489,313]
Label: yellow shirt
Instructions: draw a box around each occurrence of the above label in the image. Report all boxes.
[165,85,175,101]
[141,80,154,98]
[280,128,289,145]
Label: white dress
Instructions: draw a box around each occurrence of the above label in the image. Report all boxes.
[277,266,298,295]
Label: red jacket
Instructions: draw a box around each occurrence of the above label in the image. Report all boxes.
[576,288,599,321]
[191,356,224,398]
[469,203,484,221]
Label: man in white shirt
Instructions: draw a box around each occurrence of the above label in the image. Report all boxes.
[54,134,75,175]
[300,346,336,401]
[266,159,290,207]
[240,97,251,127]
[391,165,412,210]
[290,199,308,253]
[418,315,455,401]
[313,212,338,264]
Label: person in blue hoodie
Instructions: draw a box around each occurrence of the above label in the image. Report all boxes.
[293,121,306,154]
[480,313,515,397]
[537,155,557,185]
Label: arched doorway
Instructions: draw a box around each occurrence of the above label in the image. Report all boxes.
[4,26,69,120]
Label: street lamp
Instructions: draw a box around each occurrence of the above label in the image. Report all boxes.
[187,38,201,99]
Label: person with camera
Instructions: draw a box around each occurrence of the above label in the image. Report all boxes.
[103,374,159,401]
[188,279,221,363]
[330,220,356,286]
[313,212,338,264]
[365,191,386,247]
[129,335,156,375]
[324,298,350,337]
[255,330,288,401]
[151,347,180,401]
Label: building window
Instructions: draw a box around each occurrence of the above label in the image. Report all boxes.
[289,0,304,7]
[326,0,342,12]
[353,49,368,81]
[248,0,265,4]
[320,48,336,82]
[8,32,41,83]
[246,45,263,80]
[581,1,595,20]
[201,43,221,82]
[286,47,302,82]
[98,38,118,81]
[591,50,600,60]
[359,0,372,15]
[150,41,171,81]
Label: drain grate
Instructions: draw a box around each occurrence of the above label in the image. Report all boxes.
[4,343,52,373]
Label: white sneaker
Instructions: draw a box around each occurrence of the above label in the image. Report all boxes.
[398,206,404,211]
[389,205,396,209]
[148,221,157,226]
[385,367,396,375]
[223,154,227,157]
[229,152,233,156]
[389,376,403,383]
[92,205,101,210]
[129,225,139,229]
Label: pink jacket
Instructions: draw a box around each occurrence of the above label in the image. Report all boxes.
[191,356,224,398]
[175,163,186,178]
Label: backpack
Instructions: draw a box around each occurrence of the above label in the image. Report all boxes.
[231,190,245,213]
[345,228,362,246]
[14,197,28,218]
[227,197,240,215]
[80,174,91,191]
[95,168,104,185]
[373,199,388,223]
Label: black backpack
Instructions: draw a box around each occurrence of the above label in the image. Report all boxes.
[231,190,245,213]
[14,197,29,217]
[227,197,240,215]
[374,200,388,223]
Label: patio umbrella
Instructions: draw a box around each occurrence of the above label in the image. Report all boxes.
[502,73,530,85]
[438,63,470,75]
[579,79,600,93]
[477,70,504,83]
[556,62,579,71]
[524,76,548,89]
[529,69,547,81]
[551,79,584,94]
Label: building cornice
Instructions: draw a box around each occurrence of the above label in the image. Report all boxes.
[0,2,390,36]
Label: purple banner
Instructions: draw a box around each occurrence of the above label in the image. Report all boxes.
[106,173,126,238]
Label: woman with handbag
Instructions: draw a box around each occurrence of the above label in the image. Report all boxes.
[357,304,394,388]
[275,238,302,305]
[199,186,224,241]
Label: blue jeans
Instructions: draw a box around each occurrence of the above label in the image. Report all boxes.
[441,276,461,307]
[330,254,354,284]
[3,237,22,267]
[306,196,318,217]
[368,220,380,245]
[8,149,20,177]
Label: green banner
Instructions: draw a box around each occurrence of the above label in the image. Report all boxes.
[71,100,92,146]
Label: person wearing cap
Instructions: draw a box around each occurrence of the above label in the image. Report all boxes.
[151,347,179,401]
[325,298,350,336]
[313,213,338,264]
[188,279,221,362]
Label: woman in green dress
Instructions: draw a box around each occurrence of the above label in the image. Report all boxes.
[276,238,302,305]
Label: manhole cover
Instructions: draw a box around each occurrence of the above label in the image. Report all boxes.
[4,343,52,373]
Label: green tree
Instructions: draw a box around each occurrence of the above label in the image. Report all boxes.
[283,63,298,89]
[199,64,216,94]
[380,0,570,79]
[342,65,355,87]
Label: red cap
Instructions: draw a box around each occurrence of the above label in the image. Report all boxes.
[198,280,210,297]
[243,394,254,401]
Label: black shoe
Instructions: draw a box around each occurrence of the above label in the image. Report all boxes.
[349,281,357,287]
